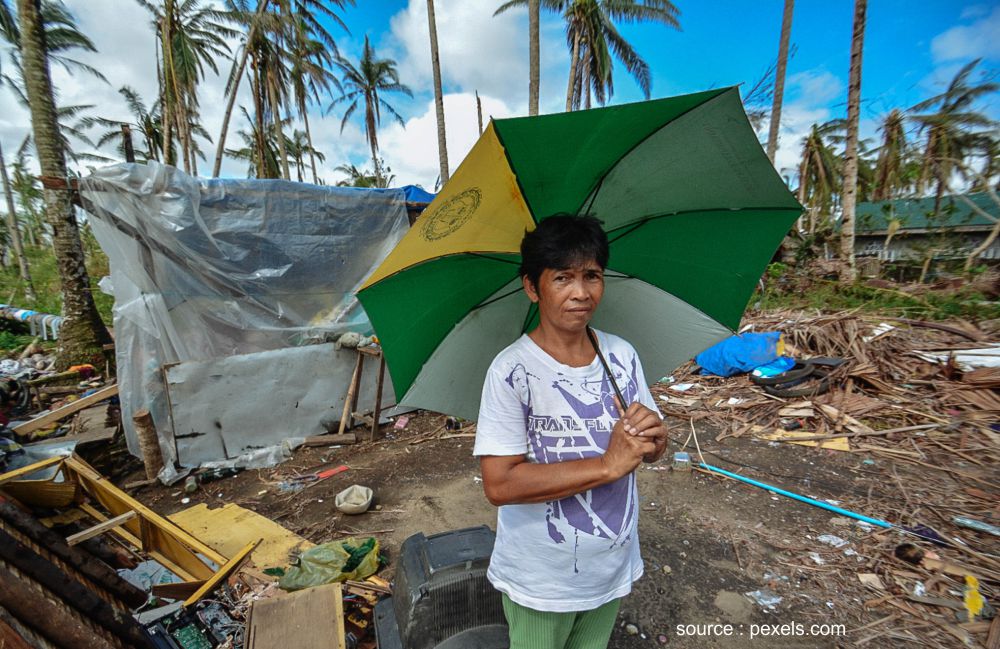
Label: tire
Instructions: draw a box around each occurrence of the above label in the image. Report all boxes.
[763,366,833,398]
[750,361,815,386]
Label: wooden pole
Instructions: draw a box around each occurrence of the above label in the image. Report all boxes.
[120,124,135,163]
[133,408,163,481]
[337,353,364,436]
[371,355,386,442]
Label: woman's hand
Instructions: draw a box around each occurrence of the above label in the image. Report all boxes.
[601,400,658,477]
[619,400,668,463]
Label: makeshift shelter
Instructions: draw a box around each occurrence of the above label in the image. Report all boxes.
[80,163,414,481]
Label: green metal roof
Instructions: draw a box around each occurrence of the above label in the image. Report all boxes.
[856,193,997,234]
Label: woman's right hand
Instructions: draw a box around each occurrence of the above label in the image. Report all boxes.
[602,409,657,478]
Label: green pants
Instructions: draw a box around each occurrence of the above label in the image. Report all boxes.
[501,593,621,649]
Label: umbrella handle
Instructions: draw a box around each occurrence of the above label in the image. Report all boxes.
[587,327,627,417]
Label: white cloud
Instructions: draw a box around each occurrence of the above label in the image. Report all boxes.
[787,69,844,106]
[376,92,516,189]
[931,5,1000,62]
[388,0,567,114]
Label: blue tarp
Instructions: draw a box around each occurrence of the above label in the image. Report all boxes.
[695,332,783,377]
[401,185,435,203]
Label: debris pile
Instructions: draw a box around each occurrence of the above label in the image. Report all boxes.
[654,311,999,647]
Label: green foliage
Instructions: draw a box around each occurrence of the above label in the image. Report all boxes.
[0,241,113,327]
[757,276,999,322]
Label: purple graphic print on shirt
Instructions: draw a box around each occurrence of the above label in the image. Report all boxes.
[505,351,642,548]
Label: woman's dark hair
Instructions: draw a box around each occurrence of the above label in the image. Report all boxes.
[519,214,609,288]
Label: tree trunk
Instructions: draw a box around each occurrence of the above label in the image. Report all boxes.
[427,0,449,184]
[161,1,177,167]
[565,31,580,112]
[268,80,291,180]
[839,0,866,282]
[251,62,268,178]
[303,110,318,184]
[528,0,539,116]
[766,0,794,163]
[0,140,35,301]
[16,0,111,367]
[476,90,483,136]
[213,0,271,178]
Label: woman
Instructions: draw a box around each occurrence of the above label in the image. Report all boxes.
[474,214,668,649]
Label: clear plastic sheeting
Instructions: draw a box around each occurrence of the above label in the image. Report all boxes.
[80,162,410,480]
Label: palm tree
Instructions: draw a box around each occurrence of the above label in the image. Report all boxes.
[839,0,866,281]
[16,0,111,363]
[83,86,164,162]
[797,120,843,233]
[334,162,393,188]
[498,1,679,111]
[909,58,999,208]
[224,106,281,178]
[330,35,412,183]
[765,0,794,163]
[287,15,339,184]
[427,0,449,185]
[871,109,910,201]
[286,128,324,182]
[138,0,237,174]
[214,0,352,179]
[0,138,34,299]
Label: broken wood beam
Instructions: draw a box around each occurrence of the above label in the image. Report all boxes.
[302,433,356,447]
[66,511,136,547]
[12,385,118,436]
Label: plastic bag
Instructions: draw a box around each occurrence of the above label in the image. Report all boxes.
[278,537,379,591]
[695,332,784,377]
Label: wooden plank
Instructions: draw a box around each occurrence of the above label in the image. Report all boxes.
[337,353,364,436]
[371,355,385,442]
[12,385,118,436]
[151,580,205,601]
[183,539,258,607]
[248,582,345,649]
[0,456,65,486]
[169,503,313,569]
[79,503,199,582]
[66,510,136,546]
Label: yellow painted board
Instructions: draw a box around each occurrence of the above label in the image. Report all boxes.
[753,426,851,451]
[169,503,314,570]
[0,455,66,485]
[183,540,258,607]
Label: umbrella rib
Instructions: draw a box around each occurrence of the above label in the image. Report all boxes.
[472,285,523,311]
[468,252,522,265]
[606,205,804,241]
[572,87,735,217]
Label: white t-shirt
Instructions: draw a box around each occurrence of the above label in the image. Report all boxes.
[474,329,660,612]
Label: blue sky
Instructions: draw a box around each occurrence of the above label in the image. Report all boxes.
[1,1,996,187]
[320,0,999,184]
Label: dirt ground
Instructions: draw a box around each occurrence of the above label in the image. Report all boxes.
[111,405,979,649]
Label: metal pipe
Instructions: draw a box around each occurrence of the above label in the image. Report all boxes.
[698,462,893,529]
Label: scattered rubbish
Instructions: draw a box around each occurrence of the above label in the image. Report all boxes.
[672,451,691,471]
[180,497,191,504]
[953,516,1000,537]
[808,552,824,565]
[183,476,198,494]
[857,573,885,590]
[745,588,782,610]
[696,332,783,377]
[669,383,695,392]
[278,537,380,590]
[817,534,849,548]
[862,322,896,343]
[336,484,374,515]
[625,623,639,635]
[393,415,410,430]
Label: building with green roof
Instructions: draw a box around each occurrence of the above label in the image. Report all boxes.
[854,192,998,263]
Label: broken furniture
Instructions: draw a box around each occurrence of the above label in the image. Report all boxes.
[338,345,388,442]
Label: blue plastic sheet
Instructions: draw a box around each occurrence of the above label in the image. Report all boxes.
[695,332,782,377]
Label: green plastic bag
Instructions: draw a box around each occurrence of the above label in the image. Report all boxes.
[278,537,379,591]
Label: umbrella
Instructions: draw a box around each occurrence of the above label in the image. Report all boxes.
[357,87,801,421]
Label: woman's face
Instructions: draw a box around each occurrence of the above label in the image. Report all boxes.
[523,259,605,334]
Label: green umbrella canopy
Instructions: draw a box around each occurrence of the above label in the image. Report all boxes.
[358,87,802,420]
